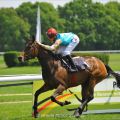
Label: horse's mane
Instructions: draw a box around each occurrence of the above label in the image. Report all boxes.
[45,49,56,58]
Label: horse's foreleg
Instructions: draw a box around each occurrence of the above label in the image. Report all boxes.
[51,84,71,106]
[33,84,50,118]
[74,80,95,118]
[74,97,92,117]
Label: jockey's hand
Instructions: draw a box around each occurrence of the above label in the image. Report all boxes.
[39,43,55,51]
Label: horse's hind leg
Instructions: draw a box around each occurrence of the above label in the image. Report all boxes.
[33,84,50,118]
[51,84,71,106]
[74,79,95,118]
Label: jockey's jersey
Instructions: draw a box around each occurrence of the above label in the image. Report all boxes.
[56,32,75,46]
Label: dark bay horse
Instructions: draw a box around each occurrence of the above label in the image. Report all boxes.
[19,38,120,118]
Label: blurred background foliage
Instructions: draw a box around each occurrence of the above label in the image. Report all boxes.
[0,0,120,51]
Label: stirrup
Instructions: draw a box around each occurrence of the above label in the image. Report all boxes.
[69,66,78,73]
[77,61,90,71]
[84,61,90,68]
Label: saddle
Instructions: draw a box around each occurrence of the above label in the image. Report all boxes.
[54,54,90,72]
[73,57,90,71]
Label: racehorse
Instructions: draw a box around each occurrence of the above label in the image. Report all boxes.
[18,37,120,118]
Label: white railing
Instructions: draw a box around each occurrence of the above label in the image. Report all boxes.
[0,74,42,82]
[73,50,120,53]
[0,52,4,55]
[0,50,120,55]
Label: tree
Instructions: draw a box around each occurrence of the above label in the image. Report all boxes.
[0,8,30,51]
[95,16,120,50]
[58,0,120,50]
[1,1,120,51]
[58,0,96,50]
[16,2,65,44]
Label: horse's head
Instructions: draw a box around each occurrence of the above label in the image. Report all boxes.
[18,36,40,62]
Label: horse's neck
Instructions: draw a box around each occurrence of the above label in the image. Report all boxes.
[38,57,50,68]
[37,54,55,74]
[37,46,57,75]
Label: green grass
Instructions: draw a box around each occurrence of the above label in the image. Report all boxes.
[0,82,32,94]
[0,95,32,102]
[43,103,120,115]
[0,81,119,120]
[109,53,120,71]
[0,55,41,75]
[0,53,120,119]
[0,103,33,120]
[0,66,41,75]
[0,55,5,68]
[0,103,120,120]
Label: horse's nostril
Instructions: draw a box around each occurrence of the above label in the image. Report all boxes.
[18,56,22,62]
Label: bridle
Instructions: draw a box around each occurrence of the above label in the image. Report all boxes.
[24,41,39,60]
[24,40,57,63]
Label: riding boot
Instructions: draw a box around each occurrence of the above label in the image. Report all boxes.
[61,56,70,68]
[56,54,69,68]
[64,55,78,72]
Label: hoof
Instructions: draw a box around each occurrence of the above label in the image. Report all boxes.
[73,108,82,118]
[65,101,71,105]
[60,101,71,106]
[32,111,39,118]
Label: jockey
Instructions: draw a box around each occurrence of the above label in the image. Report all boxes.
[39,27,80,72]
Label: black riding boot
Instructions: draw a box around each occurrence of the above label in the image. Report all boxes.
[56,54,70,68]
[63,55,78,72]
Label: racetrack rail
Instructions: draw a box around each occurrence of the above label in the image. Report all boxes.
[83,109,120,114]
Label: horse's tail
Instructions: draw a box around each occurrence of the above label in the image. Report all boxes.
[105,64,120,88]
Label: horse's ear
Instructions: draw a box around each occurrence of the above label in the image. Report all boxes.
[32,35,35,42]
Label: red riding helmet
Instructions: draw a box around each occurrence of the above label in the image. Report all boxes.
[46,28,57,40]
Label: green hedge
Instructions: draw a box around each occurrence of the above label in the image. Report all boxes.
[4,51,39,67]
[4,51,109,67]
[18,58,39,66]
[72,52,109,64]
[4,51,19,67]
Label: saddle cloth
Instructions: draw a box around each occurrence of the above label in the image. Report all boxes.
[73,57,90,70]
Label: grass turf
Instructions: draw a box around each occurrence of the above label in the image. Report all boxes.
[109,53,120,71]
[0,53,120,119]
[0,103,120,120]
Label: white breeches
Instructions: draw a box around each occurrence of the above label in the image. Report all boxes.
[56,35,80,56]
